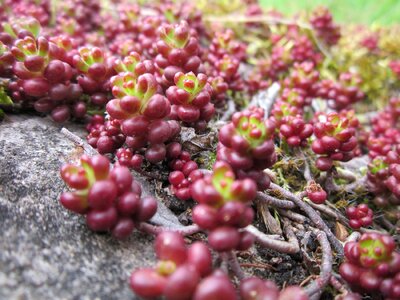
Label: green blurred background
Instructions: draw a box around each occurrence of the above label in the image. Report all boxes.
[259,0,400,25]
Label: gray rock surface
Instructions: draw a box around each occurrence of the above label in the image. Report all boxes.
[0,115,155,300]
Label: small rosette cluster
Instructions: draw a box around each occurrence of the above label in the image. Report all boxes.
[316,73,364,110]
[339,233,400,299]
[60,155,157,239]
[166,71,215,130]
[282,61,319,99]
[377,147,400,203]
[311,111,359,171]
[253,27,322,82]
[106,60,180,163]
[113,51,155,75]
[12,34,72,95]
[2,17,41,41]
[279,87,311,109]
[0,41,14,76]
[3,1,50,26]
[269,101,302,128]
[346,204,373,229]
[269,87,313,148]
[73,46,113,94]
[168,146,203,201]
[310,6,341,46]
[155,21,202,87]
[278,61,319,113]
[130,231,212,299]
[191,162,256,252]
[208,75,228,104]
[4,18,86,122]
[365,99,400,207]
[385,162,400,202]
[367,156,391,199]
[205,30,245,92]
[212,54,243,91]
[279,115,313,147]
[86,118,125,154]
[207,29,246,64]
[218,107,276,189]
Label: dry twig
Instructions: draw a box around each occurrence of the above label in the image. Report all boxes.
[304,231,332,297]
[245,218,300,254]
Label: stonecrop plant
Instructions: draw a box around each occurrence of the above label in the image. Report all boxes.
[1,0,400,299]
[60,154,157,239]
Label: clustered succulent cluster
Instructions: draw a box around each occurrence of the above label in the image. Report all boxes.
[60,154,157,239]
[340,233,400,299]
[191,162,257,252]
[1,1,400,299]
[218,107,276,190]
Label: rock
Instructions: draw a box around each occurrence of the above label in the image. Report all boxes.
[0,115,155,300]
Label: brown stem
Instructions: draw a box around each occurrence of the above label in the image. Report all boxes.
[268,183,344,256]
[325,169,367,193]
[336,168,357,182]
[306,200,348,225]
[304,231,332,297]
[245,218,300,254]
[277,209,309,224]
[341,176,367,193]
[227,251,246,280]
[256,192,296,209]
[138,222,201,236]
[324,169,340,192]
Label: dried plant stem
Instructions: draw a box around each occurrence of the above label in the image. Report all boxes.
[278,209,309,224]
[304,231,332,297]
[256,192,296,209]
[336,168,357,182]
[228,251,246,280]
[245,218,300,254]
[268,183,344,256]
[325,169,367,193]
[306,200,348,225]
